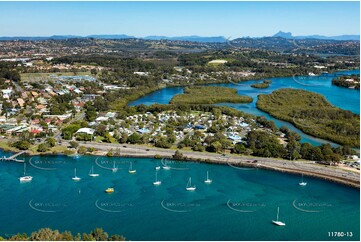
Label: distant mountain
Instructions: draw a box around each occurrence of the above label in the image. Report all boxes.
[0,32,358,42]
[0,34,226,42]
[144,35,227,43]
[273,31,359,41]
[273,31,293,39]
[0,35,76,41]
[86,34,135,39]
[0,34,135,41]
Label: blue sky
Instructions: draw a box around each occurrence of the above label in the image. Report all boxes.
[0,1,359,37]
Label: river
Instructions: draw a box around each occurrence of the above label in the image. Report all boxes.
[129,70,360,147]
[0,150,359,240]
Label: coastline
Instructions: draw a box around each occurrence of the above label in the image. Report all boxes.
[88,143,359,189]
[3,141,358,189]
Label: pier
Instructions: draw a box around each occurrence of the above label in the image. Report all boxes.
[0,151,26,163]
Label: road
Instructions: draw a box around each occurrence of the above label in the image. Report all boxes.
[63,141,360,188]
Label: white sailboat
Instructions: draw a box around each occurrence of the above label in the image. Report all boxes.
[204,171,212,184]
[155,161,161,170]
[153,171,161,185]
[162,160,171,170]
[88,166,99,177]
[299,174,307,186]
[19,163,33,182]
[128,161,136,174]
[72,168,81,181]
[111,161,118,172]
[272,207,286,226]
[186,177,196,191]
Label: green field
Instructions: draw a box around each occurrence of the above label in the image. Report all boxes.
[20,71,91,82]
[257,88,360,147]
[170,86,253,105]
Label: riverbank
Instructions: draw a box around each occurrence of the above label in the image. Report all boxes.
[2,138,361,190]
[1,140,359,188]
[68,142,360,189]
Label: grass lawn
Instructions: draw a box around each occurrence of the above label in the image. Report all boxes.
[21,71,92,82]
[0,140,18,152]
[50,145,68,153]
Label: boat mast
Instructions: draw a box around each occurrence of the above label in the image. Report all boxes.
[276,207,280,221]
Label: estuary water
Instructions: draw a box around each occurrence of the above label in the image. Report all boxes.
[0,150,359,241]
[129,70,360,146]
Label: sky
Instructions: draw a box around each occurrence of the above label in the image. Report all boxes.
[0,1,359,37]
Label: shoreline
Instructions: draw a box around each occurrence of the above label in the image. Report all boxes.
[3,142,358,189]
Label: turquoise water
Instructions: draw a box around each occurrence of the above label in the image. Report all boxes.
[0,150,359,241]
[129,70,360,146]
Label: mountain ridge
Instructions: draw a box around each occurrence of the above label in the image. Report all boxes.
[273,31,359,41]
[0,32,358,42]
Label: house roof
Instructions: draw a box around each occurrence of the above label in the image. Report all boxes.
[76,128,95,135]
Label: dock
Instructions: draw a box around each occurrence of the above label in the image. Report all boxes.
[0,151,26,163]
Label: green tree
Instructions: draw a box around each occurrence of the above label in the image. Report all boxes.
[90,228,108,241]
[208,141,222,153]
[78,146,87,154]
[12,141,30,150]
[285,139,301,160]
[37,143,50,152]
[173,150,184,159]
[119,132,128,143]
[62,124,81,140]
[155,136,172,148]
[127,133,142,144]
[69,141,79,149]
[233,143,246,154]
[46,137,56,147]
[85,103,97,122]
[29,228,61,241]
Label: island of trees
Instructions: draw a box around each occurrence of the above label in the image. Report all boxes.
[251,79,272,89]
[257,88,360,147]
[170,86,253,105]
[332,75,360,90]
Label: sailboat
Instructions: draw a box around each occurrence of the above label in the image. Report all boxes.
[111,161,118,172]
[204,171,212,184]
[162,160,171,170]
[19,163,33,182]
[72,168,81,181]
[155,161,161,170]
[128,161,136,174]
[153,171,161,185]
[272,207,286,226]
[299,174,307,186]
[88,166,99,177]
[185,177,196,191]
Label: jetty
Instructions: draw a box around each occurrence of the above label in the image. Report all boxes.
[0,151,26,162]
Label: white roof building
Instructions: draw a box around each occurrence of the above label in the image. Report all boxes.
[76,128,95,135]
